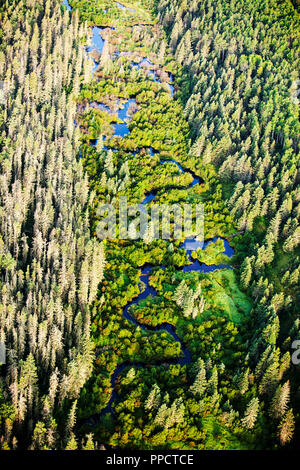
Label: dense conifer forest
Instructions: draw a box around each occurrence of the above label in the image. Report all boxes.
[0,0,299,451]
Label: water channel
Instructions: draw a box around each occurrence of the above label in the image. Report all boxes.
[63,0,235,421]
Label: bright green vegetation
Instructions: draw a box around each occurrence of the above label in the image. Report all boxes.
[79,55,234,238]
[207,270,252,324]
[131,268,251,326]
[0,0,298,452]
[104,368,258,450]
[191,238,230,266]
[73,0,271,452]
[69,0,153,26]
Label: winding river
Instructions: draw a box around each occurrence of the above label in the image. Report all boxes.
[63,0,235,421]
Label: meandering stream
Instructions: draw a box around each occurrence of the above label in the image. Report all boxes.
[63,0,235,420]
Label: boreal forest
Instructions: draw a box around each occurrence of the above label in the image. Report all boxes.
[0,0,299,452]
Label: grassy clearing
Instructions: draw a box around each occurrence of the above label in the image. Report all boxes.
[206,270,252,324]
